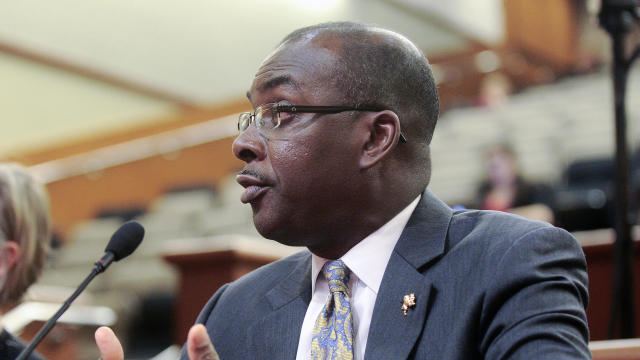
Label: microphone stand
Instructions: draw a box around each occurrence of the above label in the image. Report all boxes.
[598,0,640,339]
[15,258,111,360]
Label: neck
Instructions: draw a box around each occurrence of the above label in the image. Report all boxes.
[307,191,419,259]
[306,225,378,259]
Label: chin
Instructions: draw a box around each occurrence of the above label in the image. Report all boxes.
[253,217,310,248]
[253,215,282,241]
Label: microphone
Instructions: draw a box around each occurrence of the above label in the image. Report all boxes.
[95,220,145,273]
[16,221,145,360]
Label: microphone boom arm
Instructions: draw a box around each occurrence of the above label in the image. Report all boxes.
[16,267,101,360]
[15,221,144,359]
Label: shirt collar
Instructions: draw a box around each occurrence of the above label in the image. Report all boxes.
[310,195,421,294]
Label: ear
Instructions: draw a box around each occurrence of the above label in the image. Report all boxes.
[0,242,20,275]
[359,110,403,169]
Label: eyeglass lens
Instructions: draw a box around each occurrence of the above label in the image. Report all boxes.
[238,104,279,133]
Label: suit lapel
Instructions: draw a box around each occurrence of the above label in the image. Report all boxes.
[364,190,453,360]
[248,253,312,359]
[364,253,433,360]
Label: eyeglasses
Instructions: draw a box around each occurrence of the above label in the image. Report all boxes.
[238,103,407,143]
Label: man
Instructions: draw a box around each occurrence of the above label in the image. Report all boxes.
[97,21,590,359]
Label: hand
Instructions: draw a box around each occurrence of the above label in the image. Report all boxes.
[187,324,220,360]
[94,326,124,360]
[94,324,219,360]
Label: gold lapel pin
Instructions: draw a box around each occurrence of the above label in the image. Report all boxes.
[402,293,416,316]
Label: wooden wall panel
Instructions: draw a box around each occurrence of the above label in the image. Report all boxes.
[46,137,242,239]
[504,0,579,70]
[5,99,249,166]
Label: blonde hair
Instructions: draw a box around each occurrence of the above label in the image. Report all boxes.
[0,163,51,305]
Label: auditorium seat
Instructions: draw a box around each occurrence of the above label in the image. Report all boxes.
[428,68,640,210]
[192,174,261,237]
[148,186,218,215]
[38,217,124,289]
[553,157,615,231]
[36,173,268,301]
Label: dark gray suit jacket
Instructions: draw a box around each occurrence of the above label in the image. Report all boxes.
[183,190,590,359]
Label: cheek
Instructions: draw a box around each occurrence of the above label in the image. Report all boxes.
[269,138,349,195]
[271,140,315,187]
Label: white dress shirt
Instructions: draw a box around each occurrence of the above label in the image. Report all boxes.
[295,196,421,360]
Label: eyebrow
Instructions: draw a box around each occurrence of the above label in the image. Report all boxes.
[246,74,302,102]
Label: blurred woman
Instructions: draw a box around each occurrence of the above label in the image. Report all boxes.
[476,144,554,223]
[0,163,51,360]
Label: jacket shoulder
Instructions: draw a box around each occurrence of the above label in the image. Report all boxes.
[226,249,310,290]
[449,209,576,250]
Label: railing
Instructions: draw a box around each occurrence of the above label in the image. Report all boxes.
[29,114,237,184]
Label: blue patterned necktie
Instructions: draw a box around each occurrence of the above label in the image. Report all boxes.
[310,259,354,360]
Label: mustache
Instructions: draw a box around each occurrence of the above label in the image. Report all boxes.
[238,169,269,183]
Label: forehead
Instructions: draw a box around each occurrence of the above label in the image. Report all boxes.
[247,40,341,105]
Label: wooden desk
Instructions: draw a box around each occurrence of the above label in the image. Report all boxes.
[163,235,302,345]
[590,338,640,359]
[575,227,640,341]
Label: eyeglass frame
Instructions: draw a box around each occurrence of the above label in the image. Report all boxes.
[238,103,407,143]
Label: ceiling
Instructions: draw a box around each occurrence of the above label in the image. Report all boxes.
[0,0,504,155]
[0,0,504,105]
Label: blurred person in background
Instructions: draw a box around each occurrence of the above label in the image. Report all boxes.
[476,143,554,223]
[476,72,512,110]
[0,163,51,360]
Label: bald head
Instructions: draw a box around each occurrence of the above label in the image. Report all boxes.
[280,22,440,145]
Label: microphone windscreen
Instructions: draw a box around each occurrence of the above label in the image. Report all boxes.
[105,221,144,261]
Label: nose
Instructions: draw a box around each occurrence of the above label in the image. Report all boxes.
[232,127,266,163]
